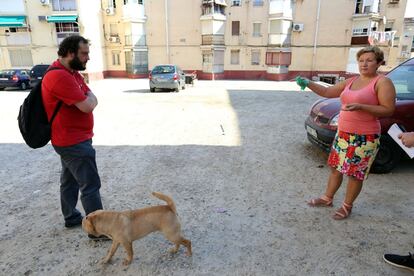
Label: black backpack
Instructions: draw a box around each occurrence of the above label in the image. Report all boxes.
[18,67,62,149]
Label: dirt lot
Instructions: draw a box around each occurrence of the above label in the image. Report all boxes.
[1,79,414,275]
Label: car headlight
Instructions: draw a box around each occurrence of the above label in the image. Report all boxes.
[329,114,339,127]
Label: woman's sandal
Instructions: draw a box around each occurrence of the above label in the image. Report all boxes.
[332,202,353,220]
[307,195,333,207]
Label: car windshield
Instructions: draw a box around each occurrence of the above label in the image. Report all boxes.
[152,66,175,74]
[387,59,414,100]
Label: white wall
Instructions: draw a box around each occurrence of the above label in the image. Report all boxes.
[77,0,106,74]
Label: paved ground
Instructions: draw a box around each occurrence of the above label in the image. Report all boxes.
[0,79,413,275]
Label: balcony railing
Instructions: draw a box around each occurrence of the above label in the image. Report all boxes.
[202,34,225,45]
[124,35,146,47]
[122,3,145,21]
[126,63,148,74]
[268,34,291,47]
[6,32,31,45]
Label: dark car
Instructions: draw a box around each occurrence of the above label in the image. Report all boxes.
[149,64,186,92]
[305,58,414,173]
[29,64,50,88]
[0,69,30,90]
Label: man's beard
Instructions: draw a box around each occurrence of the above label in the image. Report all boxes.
[69,56,86,71]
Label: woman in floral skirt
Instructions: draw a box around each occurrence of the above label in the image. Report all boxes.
[296,46,396,220]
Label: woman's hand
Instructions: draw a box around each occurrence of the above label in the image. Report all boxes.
[342,103,364,111]
[398,132,414,148]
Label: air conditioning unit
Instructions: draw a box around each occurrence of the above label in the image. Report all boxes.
[292,23,304,32]
[40,0,50,5]
[109,36,119,43]
[105,7,115,15]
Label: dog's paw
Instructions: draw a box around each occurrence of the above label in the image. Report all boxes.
[169,248,179,254]
[100,258,111,265]
[122,259,132,266]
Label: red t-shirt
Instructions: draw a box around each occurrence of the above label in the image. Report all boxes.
[42,60,94,147]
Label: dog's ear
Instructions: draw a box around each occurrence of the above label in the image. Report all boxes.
[84,214,97,232]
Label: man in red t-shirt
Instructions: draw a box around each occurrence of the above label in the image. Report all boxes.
[42,35,105,238]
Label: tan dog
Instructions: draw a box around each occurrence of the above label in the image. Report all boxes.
[82,192,192,265]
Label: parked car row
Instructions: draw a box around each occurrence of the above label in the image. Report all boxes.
[0,64,50,91]
[305,57,414,173]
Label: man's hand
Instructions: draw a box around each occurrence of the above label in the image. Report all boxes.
[75,91,98,113]
[398,132,414,148]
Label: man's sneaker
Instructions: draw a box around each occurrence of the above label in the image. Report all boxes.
[88,234,111,241]
[383,252,414,272]
[64,219,82,228]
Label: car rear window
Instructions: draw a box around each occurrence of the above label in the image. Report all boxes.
[387,60,414,100]
[152,66,175,74]
[0,70,15,76]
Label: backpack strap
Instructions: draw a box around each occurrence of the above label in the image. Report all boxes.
[43,66,63,124]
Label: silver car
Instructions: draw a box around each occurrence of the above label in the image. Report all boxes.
[149,64,186,92]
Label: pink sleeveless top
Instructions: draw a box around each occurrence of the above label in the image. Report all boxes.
[338,75,381,135]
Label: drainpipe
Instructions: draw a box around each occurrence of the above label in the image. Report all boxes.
[311,0,321,78]
[165,0,170,63]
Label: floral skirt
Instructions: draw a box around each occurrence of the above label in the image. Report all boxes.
[328,131,380,181]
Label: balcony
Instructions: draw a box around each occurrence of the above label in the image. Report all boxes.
[122,3,146,22]
[124,35,146,47]
[202,34,225,45]
[268,34,291,47]
[6,32,31,45]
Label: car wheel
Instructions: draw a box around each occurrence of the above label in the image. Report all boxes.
[150,87,155,92]
[370,134,402,174]
[174,86,180,92]
[20,82,27,90]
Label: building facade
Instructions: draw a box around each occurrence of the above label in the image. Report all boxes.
[0,0,413,82]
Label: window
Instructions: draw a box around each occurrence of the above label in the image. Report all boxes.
[112,51,121,65]
[203,53,212,64]
[385,21,394,32]
[55,22,80,44]
[266,52,291,65]
[231,50,240,65]
[109,23,118,36]
[110,0,116,8]
[232,0,241,6]
[124,0,143,4]
[125,51,148,73]
[232,21,240,36]
[52,0,77,11]
[355,0,363,14]
[253,0,264,6]
[253,22,261,37]
[352,28,368,36]
[251,50,260,65]
[9,49,33,67]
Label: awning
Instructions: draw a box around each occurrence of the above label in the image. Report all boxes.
[202,0,228,6]
[0,16,26,27]
[214,0,227,6]
[46,15,78,23]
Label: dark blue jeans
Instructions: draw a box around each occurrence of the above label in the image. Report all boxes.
[53,139,103,225]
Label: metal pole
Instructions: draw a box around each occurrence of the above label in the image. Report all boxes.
[165,0,170,63]
[311,0,321,78]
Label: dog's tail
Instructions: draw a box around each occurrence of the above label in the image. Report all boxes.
[152,192,177,214]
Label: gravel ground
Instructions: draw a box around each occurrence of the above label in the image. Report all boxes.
[0,79,413,276]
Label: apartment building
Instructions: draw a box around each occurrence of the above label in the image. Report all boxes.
[0,0,413,82]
